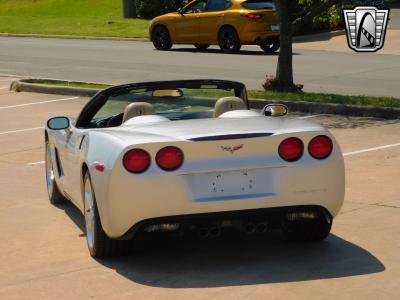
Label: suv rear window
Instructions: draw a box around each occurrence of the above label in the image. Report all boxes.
[241,0,275,10]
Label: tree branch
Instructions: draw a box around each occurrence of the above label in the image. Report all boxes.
[291,0,346,33]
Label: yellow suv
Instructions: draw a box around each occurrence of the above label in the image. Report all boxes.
[150,0,280,53]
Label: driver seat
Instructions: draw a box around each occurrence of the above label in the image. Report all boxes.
[122,102,155,123]
[213,97,246,118]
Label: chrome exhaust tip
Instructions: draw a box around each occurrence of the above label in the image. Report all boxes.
[209,226,221,238]
[256,222,268,234]
[244,222,256,234]
[198,227,210,238]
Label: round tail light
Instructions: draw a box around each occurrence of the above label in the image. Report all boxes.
[278,137,303,162]
[308,135,333,159]
[156,146,184,171]
[123,149,151,173]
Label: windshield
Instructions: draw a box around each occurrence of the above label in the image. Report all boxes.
[81,81,247,128]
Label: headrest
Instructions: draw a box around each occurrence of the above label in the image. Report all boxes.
[122,102,155,123]
[214,97,246,118]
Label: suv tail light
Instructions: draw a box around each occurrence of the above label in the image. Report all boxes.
[156,146,184,171]
[308,135,333,159]
[240,13,264,20]
[278,137,303,162]
[123,149,151,173]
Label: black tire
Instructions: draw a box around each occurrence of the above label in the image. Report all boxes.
[259,37,280,53]
[218,27,241,53]
[151,26,172,50]
[194,44,210,51]
[83,172,129,257]
[282,217,332,242]
[45,140,66,205]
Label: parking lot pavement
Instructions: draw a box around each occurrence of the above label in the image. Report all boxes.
[0,85,399,299]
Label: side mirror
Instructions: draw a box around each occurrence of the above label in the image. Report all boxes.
[177,7,184,15]
[47,117,70,130]
[263,104,288,117]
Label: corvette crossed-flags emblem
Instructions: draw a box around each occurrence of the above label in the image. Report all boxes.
[221,144,244,154]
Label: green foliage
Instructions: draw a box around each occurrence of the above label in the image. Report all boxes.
[135,0,186,19]
[289,0,344,33]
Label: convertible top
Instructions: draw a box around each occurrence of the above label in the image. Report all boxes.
[76,79,247,128]
[102,79,246,95]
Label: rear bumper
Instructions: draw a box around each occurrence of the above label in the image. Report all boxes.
[91,132,345,239]
[237,25,279,44]
[96,157,344,238]
[119,205,332,239]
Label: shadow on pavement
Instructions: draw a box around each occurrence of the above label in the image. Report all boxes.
[296,115,400,129]
[58,197,385,288]
[98,231,385,288]
[166,48,300,56]
[59,202,85,233]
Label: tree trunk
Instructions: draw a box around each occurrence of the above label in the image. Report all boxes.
[273,0,300,92]
[123,0,136,18]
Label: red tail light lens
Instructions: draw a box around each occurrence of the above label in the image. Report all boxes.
[123,149,151,173]
[278,137,303,162]
[156,146,184,171]
[308,135,333,159]
[241,13,264,20]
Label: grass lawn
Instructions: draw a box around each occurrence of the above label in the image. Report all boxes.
[248,90,400,108]
[37,80,111,90]
[30,80,400,108]
[0,0,149,38]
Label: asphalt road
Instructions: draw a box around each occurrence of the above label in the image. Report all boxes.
[0,77,400,299]
[389,4,400,29]
[0,36,399,97]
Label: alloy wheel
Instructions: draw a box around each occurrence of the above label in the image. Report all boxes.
[84,178,95,249]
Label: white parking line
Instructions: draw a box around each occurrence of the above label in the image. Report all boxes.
[0,96,79,109]
[0,126,44,135]
[299,114,327,119]
[343,143,400,156]
[28,161,45,166]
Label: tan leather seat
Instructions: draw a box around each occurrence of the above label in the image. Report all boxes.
[122,102,155,123]
[213,97,246,118]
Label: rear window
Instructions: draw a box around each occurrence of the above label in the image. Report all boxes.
[241,0,275,10]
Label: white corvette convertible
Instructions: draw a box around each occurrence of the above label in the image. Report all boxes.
[45,79,345,257]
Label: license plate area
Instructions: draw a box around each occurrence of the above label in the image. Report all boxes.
[271,24,280,31]
[186,169,276,202]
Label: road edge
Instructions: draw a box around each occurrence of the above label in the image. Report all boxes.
[0,30,344,43]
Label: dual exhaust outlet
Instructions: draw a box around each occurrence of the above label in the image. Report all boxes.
[243,221,268,235]
[197,225,222,239]
[196,221,268,238]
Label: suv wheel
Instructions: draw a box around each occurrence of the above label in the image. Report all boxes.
[260,37,280,53]
[218,27,241,53]
[152,26,172,50]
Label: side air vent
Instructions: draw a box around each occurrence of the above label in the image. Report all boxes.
[189,133,273,141]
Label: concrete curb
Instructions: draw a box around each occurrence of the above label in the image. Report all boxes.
[250,99,400,119]
[0,31,343,43]
[9,79,399,119]
[10,79,101,97]
[0,33,148,42]
[293,30,345,43]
